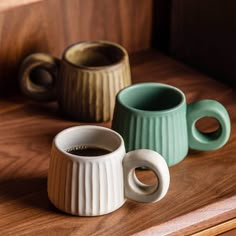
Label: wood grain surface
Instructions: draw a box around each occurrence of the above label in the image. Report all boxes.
[134,196,236,235]
[0,0,42,12]
[0,50,236,235]
[0,0,153,94]
[194,218,236,236]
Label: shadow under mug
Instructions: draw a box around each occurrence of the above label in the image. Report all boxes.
[19,41,131,122]
[48,125,170,216]
[112,83,231,166]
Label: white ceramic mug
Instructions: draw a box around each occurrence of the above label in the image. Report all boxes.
[48,125,170,216]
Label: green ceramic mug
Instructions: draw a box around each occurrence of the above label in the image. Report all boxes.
[112,83,231,166]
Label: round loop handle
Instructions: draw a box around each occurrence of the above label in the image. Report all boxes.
[123,149,170,203]
[19,53,59,102]
[187,99,231,151]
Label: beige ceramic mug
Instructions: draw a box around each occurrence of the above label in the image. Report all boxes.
[48,125,170,216]
[19,41,131,122]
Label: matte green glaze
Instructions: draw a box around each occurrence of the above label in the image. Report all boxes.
[187,100,231,150]
[112,83,231,166]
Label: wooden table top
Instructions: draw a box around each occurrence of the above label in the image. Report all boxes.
[0,50,235,235]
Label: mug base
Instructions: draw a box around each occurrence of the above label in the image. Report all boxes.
[48,194,126,217]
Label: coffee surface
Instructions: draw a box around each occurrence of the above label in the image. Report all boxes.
[66,145,111,156]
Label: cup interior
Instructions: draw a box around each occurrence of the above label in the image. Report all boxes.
[64,41,126,68]
[55,126,122,156]
[118,84,184,112]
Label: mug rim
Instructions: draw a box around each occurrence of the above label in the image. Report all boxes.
[116,82,186,115]
[62,40,128,71]
[53,125,124,161]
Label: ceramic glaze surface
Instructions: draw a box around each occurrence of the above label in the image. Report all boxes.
[112,104,188,166]
[48,143,125,216]
[47,125,170,216]
[112,83,231,166]
[58,57,131,121]
[19,41,131,122]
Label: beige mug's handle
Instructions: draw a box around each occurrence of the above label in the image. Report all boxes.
[19,53,60,102]
[123,149,170,203]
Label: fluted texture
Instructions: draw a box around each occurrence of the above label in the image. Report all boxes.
[58,59,131,122]
[48,148,125,216]
[112,107,188,166]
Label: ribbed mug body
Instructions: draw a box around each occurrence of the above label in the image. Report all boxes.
[19,40,131,121]
[58,59,131,121]
[112,83,190,166]
[57,41,131,122]
[48,143,126,216]
[112,104,188,166]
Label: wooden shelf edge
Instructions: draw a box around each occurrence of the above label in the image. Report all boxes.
[0,0,42,12]
[133,195,236,236]
[194,219,236,236]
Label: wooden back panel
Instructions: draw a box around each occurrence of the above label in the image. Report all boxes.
[169,0,236,86]
[0,0,153,93]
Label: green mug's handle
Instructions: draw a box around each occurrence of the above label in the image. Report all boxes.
[19,53,60,102]
[187,99,231,151]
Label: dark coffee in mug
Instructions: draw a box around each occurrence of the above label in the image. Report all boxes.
[66,145,111,156]
[49,125,170,216]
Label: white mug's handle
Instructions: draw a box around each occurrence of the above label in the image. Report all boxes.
[123,149,170,203]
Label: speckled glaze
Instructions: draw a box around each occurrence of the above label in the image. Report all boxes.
[19,41,131,122]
